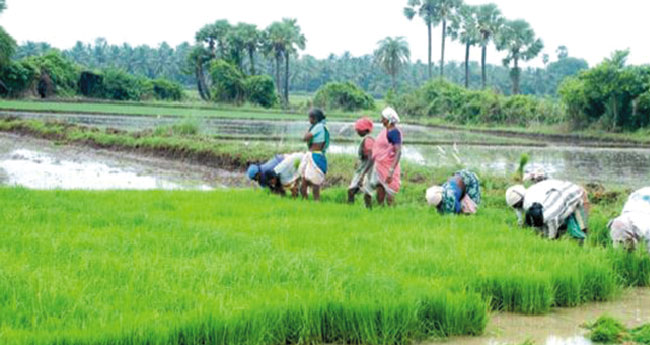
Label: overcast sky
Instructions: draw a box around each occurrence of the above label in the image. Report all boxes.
[1,0,648,68]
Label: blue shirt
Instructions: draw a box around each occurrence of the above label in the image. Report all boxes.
[387,129,402,145]
[310,123,326,144]
[258,155,283,187]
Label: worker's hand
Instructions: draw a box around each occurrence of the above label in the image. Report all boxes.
[386,176,393,184]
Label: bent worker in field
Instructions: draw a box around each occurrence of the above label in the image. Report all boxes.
[608,187,650,255]
[348,117,375,204]
[362,107,403,208]
[426,169,481,214]
[505,180,589,241]
[247,152,303,197]
[299,108,329,201]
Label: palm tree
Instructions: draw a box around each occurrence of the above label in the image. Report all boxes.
[0,0,5,14]
[236,23,260,75]
[264,21,288,101]
[476,3,503,89]
[188,45,212,101]
[195,20,231,58]
[374,37,411,91]
[448,4,479,88]
[496,19,544,95]
[281,18,306,106]
[404,0,436,79]
[433,0,462,78]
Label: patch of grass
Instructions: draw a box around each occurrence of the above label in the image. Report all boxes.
[0,187,648,344]
[583,315,627,343]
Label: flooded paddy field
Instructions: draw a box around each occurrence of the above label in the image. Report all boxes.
[442,288,650,345]
[0,133,243,190]
[2,110,650,189]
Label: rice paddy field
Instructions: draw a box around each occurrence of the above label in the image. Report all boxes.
[1,185,649,345]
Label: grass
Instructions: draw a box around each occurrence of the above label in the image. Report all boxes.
[1,186,649,345]
[583,315,650,344]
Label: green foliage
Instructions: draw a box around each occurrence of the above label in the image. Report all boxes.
[313,81,376,112]
[0,60,37,97]
[210,59,245,103]
[78,71,104,98]
[27,51,80,96]
[0,25,16,67]
[102,69,151,101]
[244,75,277,108]
[154,117,200,136]
[583,316,627,343]
[152,78,184,101]
[394,79,563,126]
[374,36,410,90]
[559,50,650,130]
[629,323,650,344]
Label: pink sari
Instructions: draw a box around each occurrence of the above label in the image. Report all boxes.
[372,127,402,193]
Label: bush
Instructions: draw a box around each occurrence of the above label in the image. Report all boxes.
[27,51,79,97]
[152,78,184,101]
[78,71,104,98]
[244,75,277,108]
[102,69,149,101]
[0,60,37,97]
[559,50,650,130]
[210,59,245,103]
[313,82,375,112]
[394,79,563,126]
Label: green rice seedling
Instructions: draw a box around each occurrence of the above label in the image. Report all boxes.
[628,323,650,344]
[0,187,639,345]
[514,153,529,182]
[582,315,627,344]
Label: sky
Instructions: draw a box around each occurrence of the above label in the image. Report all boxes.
[1,0,649,68]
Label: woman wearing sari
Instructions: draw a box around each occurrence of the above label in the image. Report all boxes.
[299,108,330,201]
[363,107,402,208]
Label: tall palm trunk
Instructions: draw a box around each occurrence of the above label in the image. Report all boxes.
[275,52,282,98]
[248,48,256,75]
[440,19,447,78]
[284,52,290,108]
[481,33,488,89]
[427,22,432,80]
[464,42,471,88]
[512,57,520,95]
[195,64,210,101]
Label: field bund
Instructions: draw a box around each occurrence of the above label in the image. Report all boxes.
[1,188,649,345]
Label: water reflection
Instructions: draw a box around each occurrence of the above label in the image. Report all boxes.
[3,111,650,188]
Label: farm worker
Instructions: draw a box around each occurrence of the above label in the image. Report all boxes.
[505,180,589,240]
[299,108,330,201]
[362,107,402,208]
[425,169,481,214]
[247,152,304,197]
[348,117,375,204]
[608,187,650,255]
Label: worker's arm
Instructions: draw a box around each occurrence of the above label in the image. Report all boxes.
[303,131,313,142]
[386,144,401,184]
[546,219,559,239]
[515,209,524,226]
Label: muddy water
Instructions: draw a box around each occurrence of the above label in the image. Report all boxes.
[0,133,243,190]
[438,288,650,345]
[3,111,650,189]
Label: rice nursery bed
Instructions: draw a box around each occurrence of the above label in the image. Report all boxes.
[1,187,649,345]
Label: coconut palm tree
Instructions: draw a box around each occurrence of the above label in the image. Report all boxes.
[404,0,436,79]
[476,3,503,89]
[496,19,544,95]
[374,37,411,91]
[264,19,306,107]
[448,4,479,88]
[264,21,288,102]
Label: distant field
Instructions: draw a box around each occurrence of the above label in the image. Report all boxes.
[1,187,647,345]
[0,99,362,121]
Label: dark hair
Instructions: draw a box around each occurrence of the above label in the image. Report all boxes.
[309,108,326,123]
[525,203,544,227]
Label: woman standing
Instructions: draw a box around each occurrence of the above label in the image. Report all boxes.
[363,107,402,208]
[299,108,329,201]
